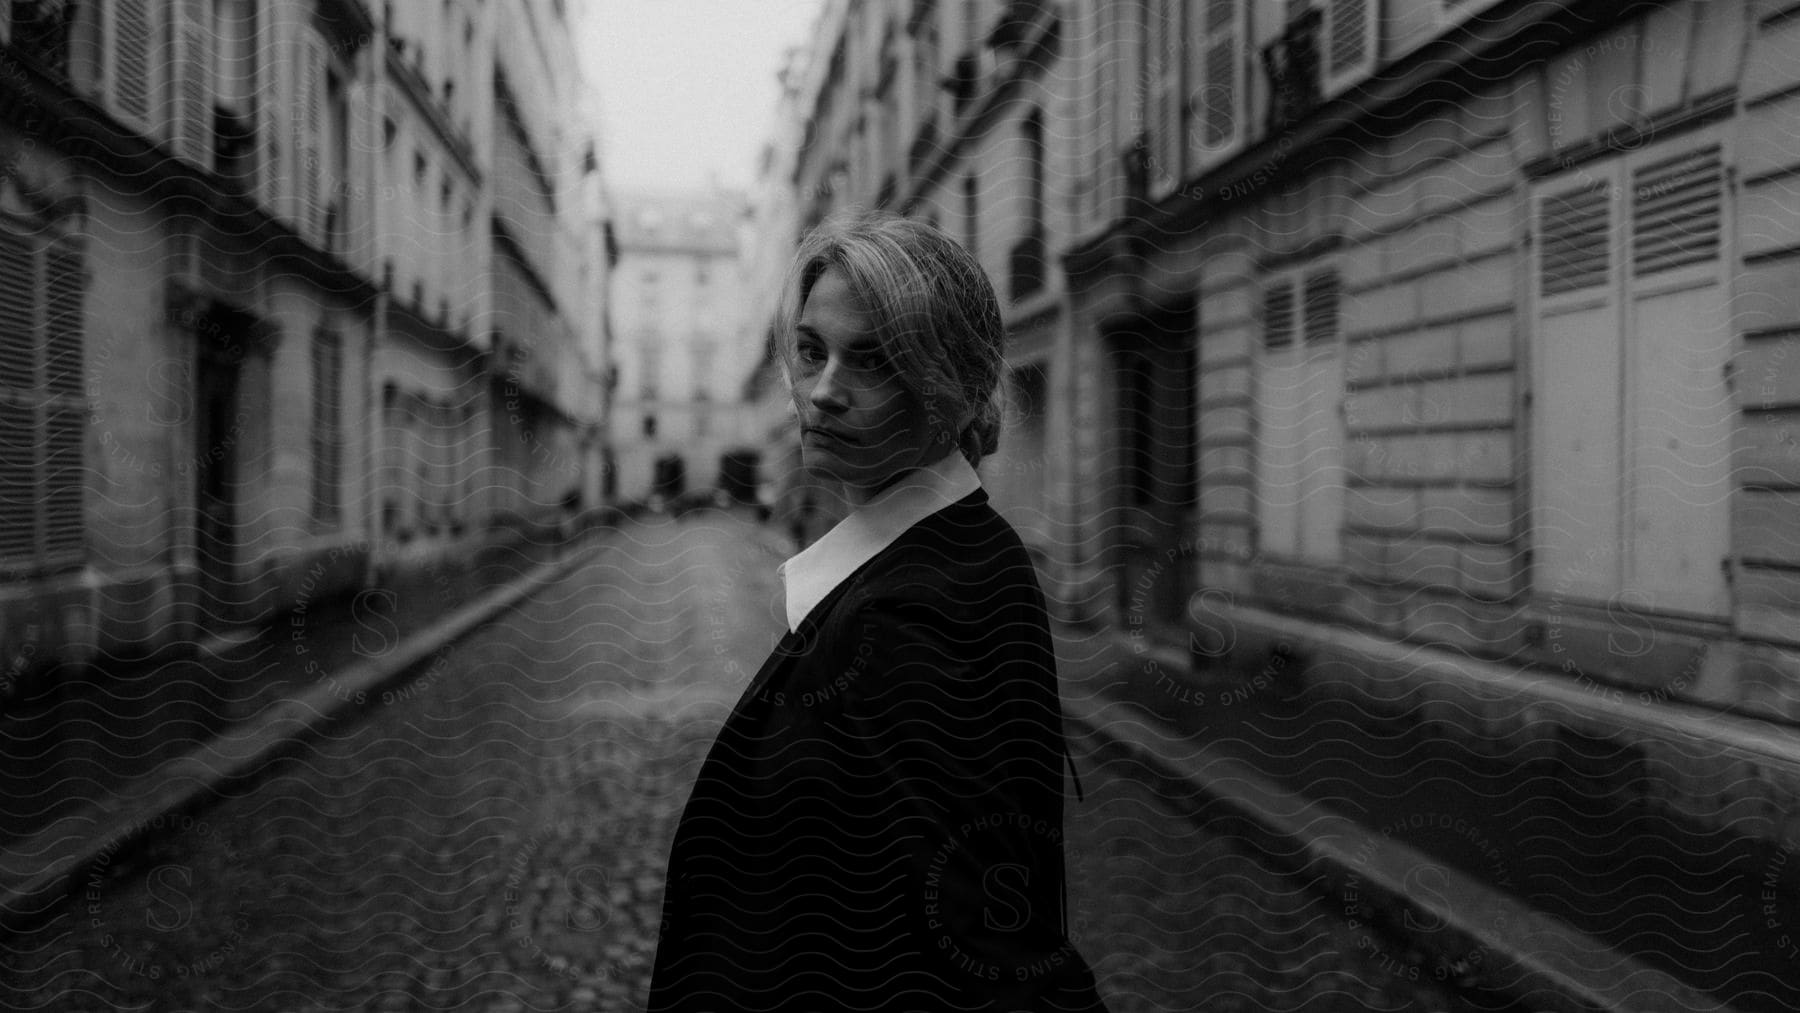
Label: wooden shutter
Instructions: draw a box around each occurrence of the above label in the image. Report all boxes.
[1539,182,1611,297]
[1623,139,1731,617]
[1631,145,1724,277]
[43,246,84,399]
[1263,280,1297,349]
[1325,0,1372,84]
[0,234,33,388]
[295,32,327,240]
[0,236,86,568]
[311,329,343,525]
[172,0,215,165]
[41,403,84,559]
[1147,0,1182,196]
[0,234,36,566]
[1302,269,1341,344]
[42,246,85,562]
[108,0,153,130]
[1191,0,1242,157]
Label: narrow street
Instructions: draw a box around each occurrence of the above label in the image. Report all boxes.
[5,511,1496,1012]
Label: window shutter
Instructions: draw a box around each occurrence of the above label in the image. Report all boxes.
[1148,0,1182,194]
[1539,183,1611,296]
[0,234,34,386]
[0,233,36,567]
[1631,145,1723,277]
[1325,0,1372,82]
[43,246,84,399]
[295,33,327,240]
[1197,0,1241,151]
[172,0,214,165]
[311,329,343,525]
[41,404,84,559]
[1302,269,1341,344]
[109,0,153,129]
[0,400,34,565]
[1263,281,1297,349]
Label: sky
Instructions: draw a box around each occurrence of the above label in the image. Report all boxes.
[577,0,826,194]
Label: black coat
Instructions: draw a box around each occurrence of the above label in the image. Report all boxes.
[647,489,1108,1012]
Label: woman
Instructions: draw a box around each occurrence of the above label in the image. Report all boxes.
[647,211,1108,1012]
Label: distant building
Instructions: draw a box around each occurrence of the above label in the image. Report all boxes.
[608,188,753,505]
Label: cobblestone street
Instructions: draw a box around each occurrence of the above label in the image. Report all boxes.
[5,511,1494,1012]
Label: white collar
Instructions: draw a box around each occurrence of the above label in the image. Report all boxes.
[776,450,981,633]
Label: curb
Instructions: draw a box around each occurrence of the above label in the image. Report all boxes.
[1063,678,1741,1013]
[0,529,614,933]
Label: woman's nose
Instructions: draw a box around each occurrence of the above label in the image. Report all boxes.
[808,360,848,411]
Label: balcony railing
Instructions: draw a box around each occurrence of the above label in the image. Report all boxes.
[1262,6,1324,134]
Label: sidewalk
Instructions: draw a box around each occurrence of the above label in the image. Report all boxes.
[1052,622,1766,1013]
[0,522,613,932]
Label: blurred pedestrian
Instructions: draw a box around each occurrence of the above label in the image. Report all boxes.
[647,210,1107,1011]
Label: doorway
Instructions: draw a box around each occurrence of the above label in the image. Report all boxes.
[1109,302,1198,629]
[192,308,249,617]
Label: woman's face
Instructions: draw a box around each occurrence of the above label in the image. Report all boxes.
[791,267,940,504]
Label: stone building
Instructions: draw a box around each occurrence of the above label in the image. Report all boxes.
[0,0,607,684]
[608,187,754,505]
[777,0,1800,845]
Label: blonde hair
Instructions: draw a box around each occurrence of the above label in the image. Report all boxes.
[773,209,1005,466]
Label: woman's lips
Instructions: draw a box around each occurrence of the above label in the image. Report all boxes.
[804,425,857,445]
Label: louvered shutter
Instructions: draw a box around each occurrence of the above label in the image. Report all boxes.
[1148,0,1182,196]
[295,32,326,240]
[1538,183,1611,297]
[1324,0,1373,90]
[1624,139,1731,617]
[1258,277,1301,556]
[108,0,153,130]
[41,245,85,560]
[0,399,34,566]
[311,329,343,526]
[1632,145,1723,277]
[1191,0,1241,157]
[41,403,84,559]
[0,234,36,566]
[1263,280,1296,349]
[172,0,215,165]
[0,234,33,388]
[43,246,84,399]
[1302,270,1340,344]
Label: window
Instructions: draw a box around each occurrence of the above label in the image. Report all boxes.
[1187,0,1246,167]
[639,341,661,401]
[1320,0,1376,95]
[1145,0,1183,197]
[172,0,217,166]
[691,341,715,401]
[102,0,154,131]
[1530,131,1732,618]
[310,328,344,527]
[643,414,657,438]
[1256,265,1344,562]
[0,231,86,572]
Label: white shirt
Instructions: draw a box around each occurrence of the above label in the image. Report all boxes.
[776,450,982,633]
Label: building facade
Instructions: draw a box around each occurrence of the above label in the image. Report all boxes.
[778,0,1800,842]
[0,0,607,687]
[608,188,754,506]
